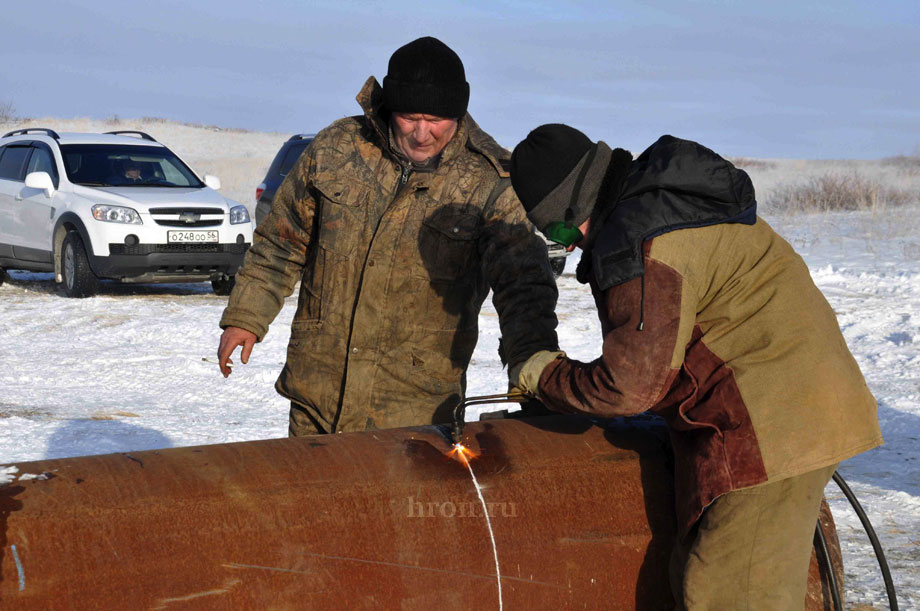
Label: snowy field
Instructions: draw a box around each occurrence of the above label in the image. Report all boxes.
[1,119,918,608]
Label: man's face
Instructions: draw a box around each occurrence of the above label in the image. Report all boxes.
[125,164,141,180]
[391,113,458,164]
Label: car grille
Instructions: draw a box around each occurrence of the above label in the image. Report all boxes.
[155,219,223,227]
[109,244,250,255]
[148,207,226,228]
[148,207,225,214]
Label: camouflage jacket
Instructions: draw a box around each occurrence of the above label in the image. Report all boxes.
[220,77,559,433]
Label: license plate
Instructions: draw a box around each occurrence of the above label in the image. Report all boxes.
[167,230,219,243]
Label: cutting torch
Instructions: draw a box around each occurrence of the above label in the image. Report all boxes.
[450,391,529,445]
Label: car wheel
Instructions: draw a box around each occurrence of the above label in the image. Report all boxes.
[61,231,99,298]
[0,266,6,286]
[550,257,566,277]
[211,274,236,296]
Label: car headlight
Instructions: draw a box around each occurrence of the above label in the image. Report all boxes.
[91,204,142,224]
[229,205,251,225]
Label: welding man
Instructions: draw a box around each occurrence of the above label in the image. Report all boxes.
[507,124,883,609]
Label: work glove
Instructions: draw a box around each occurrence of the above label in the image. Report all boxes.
[510,350,566,398]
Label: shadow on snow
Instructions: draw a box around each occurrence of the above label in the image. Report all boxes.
[3,270,217,297]
[44,418,174,461]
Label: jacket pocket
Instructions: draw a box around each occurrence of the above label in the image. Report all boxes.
[293,246,326,326]
[418,210,481,283]
[407,346,465,396]
[312,178,369,257]
[288,318,323,349]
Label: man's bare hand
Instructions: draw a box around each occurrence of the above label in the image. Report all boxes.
[218,327,258,378]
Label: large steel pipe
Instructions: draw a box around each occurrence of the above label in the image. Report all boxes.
[1,416,840,609]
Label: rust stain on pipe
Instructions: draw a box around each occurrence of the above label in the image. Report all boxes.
[1,416,841,609]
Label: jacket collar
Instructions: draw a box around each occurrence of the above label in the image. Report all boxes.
[583,136,757,291]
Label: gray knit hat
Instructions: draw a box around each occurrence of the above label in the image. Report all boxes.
[511,124,612,232]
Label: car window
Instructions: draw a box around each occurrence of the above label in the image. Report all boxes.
[26,146,59,187]
[0,145,31,181]
[60,144,204,188]
[279,142,310,176]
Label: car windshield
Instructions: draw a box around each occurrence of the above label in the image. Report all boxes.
[60,144,205,188]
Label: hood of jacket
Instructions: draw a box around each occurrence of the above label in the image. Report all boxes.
[586,135,757,290]
[355,76,511,178]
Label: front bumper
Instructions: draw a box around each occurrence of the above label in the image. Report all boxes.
[545,241,571,261]
[89,242,250,282]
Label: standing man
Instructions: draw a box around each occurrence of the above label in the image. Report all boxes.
[217,37,558,436]
[509,124,882,608]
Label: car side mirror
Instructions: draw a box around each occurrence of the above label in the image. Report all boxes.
[25,172,55,198]
[204,175,221,190]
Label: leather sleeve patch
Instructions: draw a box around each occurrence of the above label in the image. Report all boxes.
[538,250,684,416]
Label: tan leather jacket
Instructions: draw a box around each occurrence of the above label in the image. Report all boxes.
[540,220,882,535]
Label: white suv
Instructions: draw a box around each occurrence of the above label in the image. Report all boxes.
[0,128,253,297]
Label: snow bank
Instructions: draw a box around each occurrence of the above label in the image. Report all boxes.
[0,466,19,486]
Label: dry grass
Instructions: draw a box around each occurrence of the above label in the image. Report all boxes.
[728,156,777,171]
[881,154,920,174]
[767,172,915,213]
[90,411,140,420]
[0,100,17,123]
[733,158,920,215]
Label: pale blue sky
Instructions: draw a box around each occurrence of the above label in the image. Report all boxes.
[2,1,918,159]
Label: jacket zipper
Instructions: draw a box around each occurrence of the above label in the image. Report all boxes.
[393,164,412,197]
[335,162,410,433]
[636,272,646,331]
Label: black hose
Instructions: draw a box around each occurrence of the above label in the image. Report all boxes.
[832,470,898,610]
[815,518,843,610]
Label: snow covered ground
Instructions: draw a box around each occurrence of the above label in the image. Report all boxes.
[1,119,917,607]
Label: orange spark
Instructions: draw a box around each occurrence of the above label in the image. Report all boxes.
[448,443,479,462]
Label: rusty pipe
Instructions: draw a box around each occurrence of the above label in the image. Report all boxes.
[1,416,841,610]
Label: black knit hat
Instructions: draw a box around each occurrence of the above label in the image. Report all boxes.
[511,124,593,213]
[383,37,470,119]
[511,123,615,238]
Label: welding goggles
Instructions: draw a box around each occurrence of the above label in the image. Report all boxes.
[541,221,583,248]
